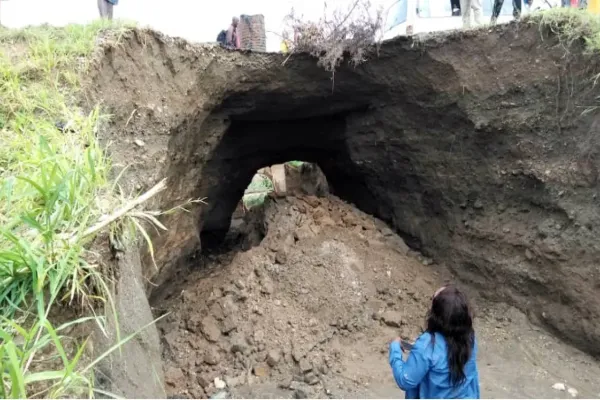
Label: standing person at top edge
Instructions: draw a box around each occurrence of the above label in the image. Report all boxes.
[460,0,483,28]
[389,285,480,399]
[98,0,118,20]
[491,0,521,24]
[226,17,241,49]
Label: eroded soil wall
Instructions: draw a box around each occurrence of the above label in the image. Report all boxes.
[87,23,600,363]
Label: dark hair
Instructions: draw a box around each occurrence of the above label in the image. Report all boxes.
[426,285,475,386]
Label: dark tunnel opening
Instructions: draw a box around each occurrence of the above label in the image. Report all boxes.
[198,112,382,251]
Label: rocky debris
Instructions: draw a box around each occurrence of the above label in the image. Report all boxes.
[221,316,237,334]
[253,362,270,377]
[552,382,566,391]
[267,349,281,367]
[568,387,578,397]
[214,377,226,390]
[201,316,221,342]
[165,366,184,387]
[156,194,440,398]
[203,348,221,365]
[299,358,312,374]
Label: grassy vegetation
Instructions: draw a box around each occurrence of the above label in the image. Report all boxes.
[530,7,600,53]
[242,162,306,209]
[0,20,156,398]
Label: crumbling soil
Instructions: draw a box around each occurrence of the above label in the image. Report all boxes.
[151,193,600,399]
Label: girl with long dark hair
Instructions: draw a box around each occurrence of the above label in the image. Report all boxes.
[389,285,480,399]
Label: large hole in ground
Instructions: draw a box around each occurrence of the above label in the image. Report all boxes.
[149,118,600,400]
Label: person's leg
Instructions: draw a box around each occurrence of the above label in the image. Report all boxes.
[472,0,483,25]
[107,1,114,20]
[451,0,461,15]
[460,0,472,27]
[97,0,106,18]
[491,0,504,23]
[513,0,522,18]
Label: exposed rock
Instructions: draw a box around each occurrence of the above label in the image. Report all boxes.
[197,375,212,389]
[260,277,274,295]
[204,348,221,366]
[165,366,184,387]
[230,335,249,354]
[201,316,221,342]
[304,372,319,385]
[267,349,281,367]
[253,362,271,378]
[221,316,237,334]
[552,383,566,391]
[299,358,312,373]
[214,377,226,390]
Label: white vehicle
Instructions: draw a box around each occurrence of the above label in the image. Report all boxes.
[383,0,560,38]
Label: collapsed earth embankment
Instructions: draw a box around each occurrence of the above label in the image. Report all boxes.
[84,18,600,396]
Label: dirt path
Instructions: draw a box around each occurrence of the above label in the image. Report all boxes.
[152,194,600,399]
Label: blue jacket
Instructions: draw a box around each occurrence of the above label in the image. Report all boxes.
[389,332,480,399]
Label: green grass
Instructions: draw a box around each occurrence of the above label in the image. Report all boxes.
[0,20,151,398]
[530,7,600,53]
[243,173,274,209]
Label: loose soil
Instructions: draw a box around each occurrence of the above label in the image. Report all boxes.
[151,192,600,399]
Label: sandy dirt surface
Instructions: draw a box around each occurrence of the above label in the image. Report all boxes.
[151,193,600,399]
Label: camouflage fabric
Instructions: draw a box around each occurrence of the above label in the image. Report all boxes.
[491,0,522,23]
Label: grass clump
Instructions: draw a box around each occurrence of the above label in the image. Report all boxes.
[531,7,600,53]
[0,20,153,398]
[243,173,274,209]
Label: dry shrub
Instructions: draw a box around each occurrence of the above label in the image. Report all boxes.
[284,0,383,74]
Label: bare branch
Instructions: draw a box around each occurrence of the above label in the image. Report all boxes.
[283,0,383,76]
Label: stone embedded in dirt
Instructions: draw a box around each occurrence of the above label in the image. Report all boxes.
[381,311,403,328]
[210,301,225,321]
[134,138,146,147]
[221,316,237,334]
[165,366,184,387]
[230,336,249,354]
[204,348,221,366]
[200,316,221,342]
[275,250,287,265]
[552,383,566,391]
[260,276,275,294]
[197,375,212,389]
[473,199,484,209]
[220,295,239,317]
[253,362,271,378]
[299,358,312,373]
[267,349,281,367]
[304,372,319,385]
[567,387,578,397]
[225,375,244,388]
[214,377,227,390]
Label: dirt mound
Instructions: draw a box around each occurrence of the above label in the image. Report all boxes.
[151,193,600,399]
[152,194,440,398]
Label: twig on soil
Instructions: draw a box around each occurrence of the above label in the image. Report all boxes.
[125,108,137,127]
[70,178,168,244]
